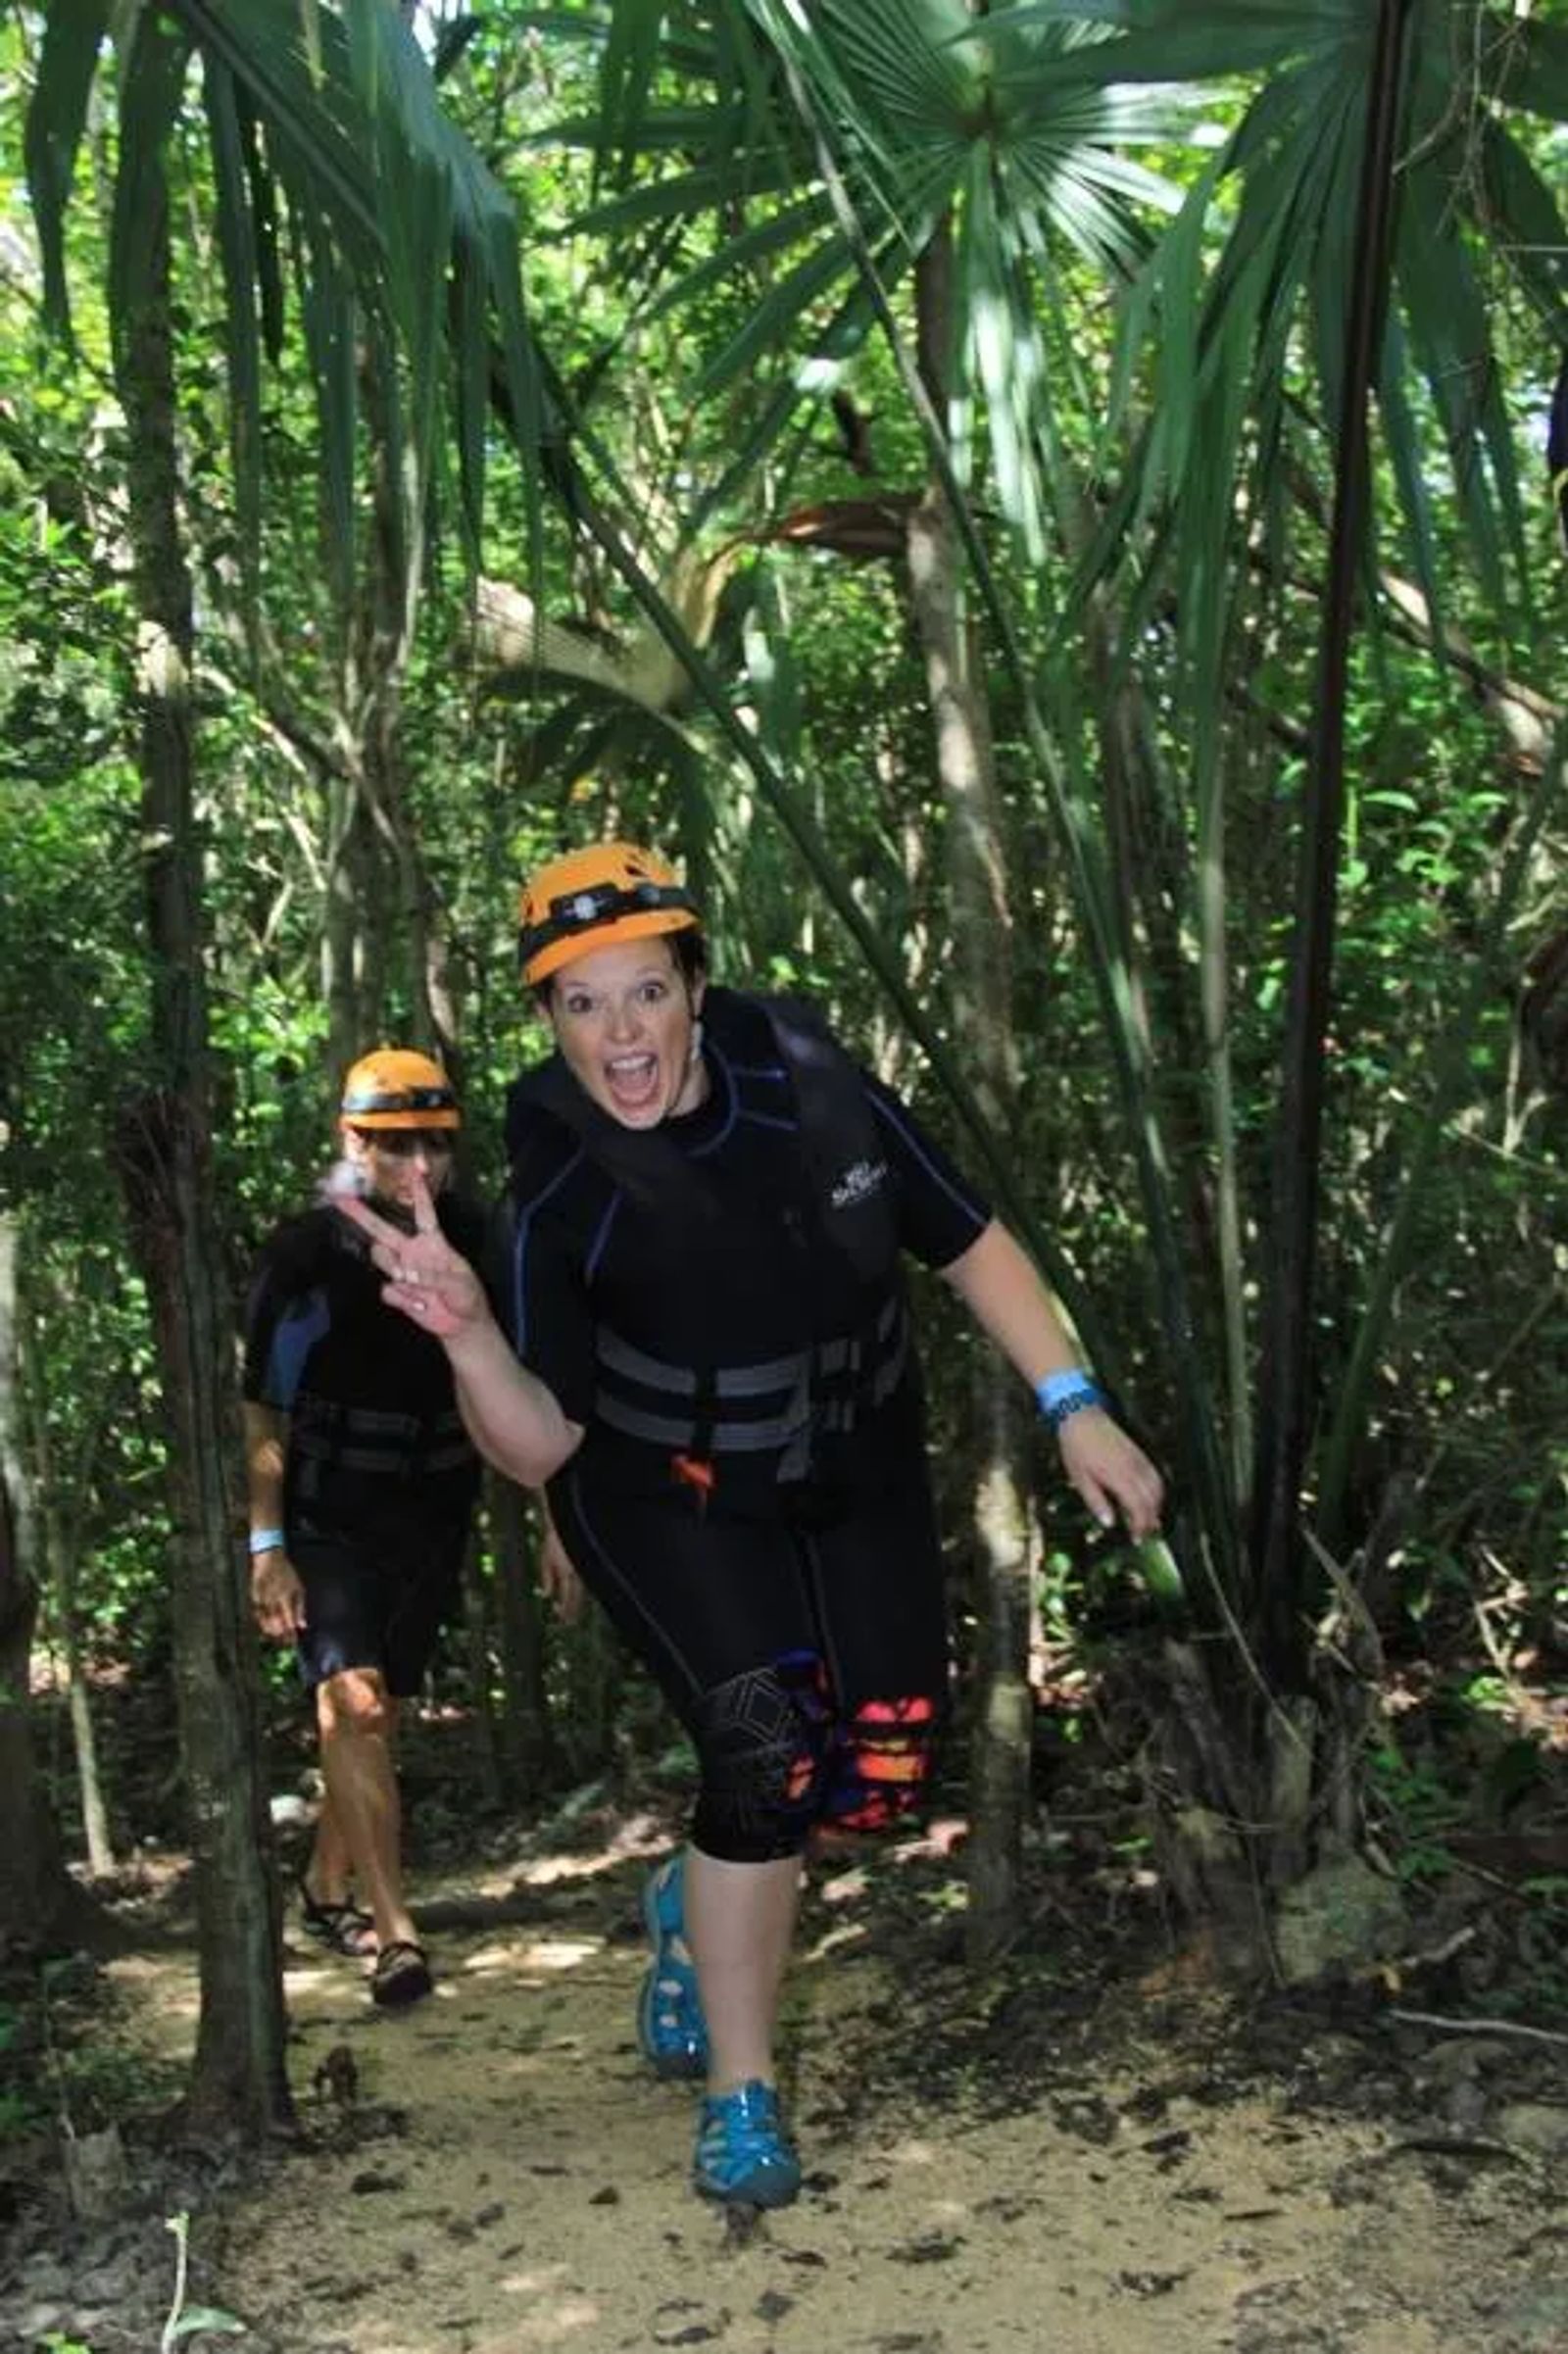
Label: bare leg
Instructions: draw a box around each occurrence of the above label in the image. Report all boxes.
[304,1790,354,1909]
[315,1672,417,1951]
[684,1848,803,2092]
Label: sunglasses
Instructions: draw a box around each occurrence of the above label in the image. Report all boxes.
[341,1081,457,1117]
[352,1128,456,1157]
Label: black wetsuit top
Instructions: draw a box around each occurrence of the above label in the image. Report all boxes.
[503,990,990,1521]
[243,1198,487,1545]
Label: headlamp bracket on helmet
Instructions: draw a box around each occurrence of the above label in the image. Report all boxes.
[517,878,697,974]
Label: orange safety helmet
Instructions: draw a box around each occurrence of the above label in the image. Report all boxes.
[339,1048,461,1130]
[517,841,701,987]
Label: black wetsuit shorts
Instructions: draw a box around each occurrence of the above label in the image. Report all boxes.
[549,1453,948,1864]
[290,1513,467,1698]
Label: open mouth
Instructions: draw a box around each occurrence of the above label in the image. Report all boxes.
[604,1051,662,1113]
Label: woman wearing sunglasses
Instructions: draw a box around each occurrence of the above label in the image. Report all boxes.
[244,1049,486,2010]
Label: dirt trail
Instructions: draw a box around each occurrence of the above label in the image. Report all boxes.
[33,1820,1563,2354]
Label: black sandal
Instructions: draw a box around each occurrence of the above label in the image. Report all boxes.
[298,1879,377,1958]
[371,1939,433,2009]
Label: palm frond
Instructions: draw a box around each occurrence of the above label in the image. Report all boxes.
[108,16,194,368]
[29,0,552,601]
[24,0,112,337]
[204,59,266,621]
[973,0,1351,81]
[564,153,797,235]
[293,187,359,613]
[1486,12,1568,122]
[594,0,673,191]
[1477,123,1568,337]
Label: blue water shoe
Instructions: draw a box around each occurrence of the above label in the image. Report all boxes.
[693,2079,802,2208]
[637,1850,709,2082]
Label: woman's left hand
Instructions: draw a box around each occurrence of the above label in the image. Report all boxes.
[537,1523,586,1623]
[1057,1409,1164,1539]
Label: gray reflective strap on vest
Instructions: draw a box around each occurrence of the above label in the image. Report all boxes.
[425,1450,475,1475]
[301,1443,417,1476]
[291,1395,474,1479]
[872,1308,908,1402]
[593,1322,811,1452]
[590,1295,907,1464]
[297,1401,423,1442]
[595,1327,698,1398]
[594,1397,812,1452]
[595,1325,812,1401]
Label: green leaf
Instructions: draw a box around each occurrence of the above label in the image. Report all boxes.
[1489,15,1568,122]
[1478,122,1568,337]
[695,233,863,397]
[1395,160,1514,613]
[1134,1535,1185,1604]
[1377,308,1446,660]
[594,0,671,191]
[180,0,547,584]
[168,2307,247,2340]
[641,193,836,321]
[564,155,797,238]
[695,276,880,530]
[973,0,1350,80]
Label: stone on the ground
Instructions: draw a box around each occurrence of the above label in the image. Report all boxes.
[1273,1852,1406,1985]
[1496,2102,1568,2156]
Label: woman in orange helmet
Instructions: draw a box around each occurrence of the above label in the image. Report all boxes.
[341,845,1162,2200]
[244,1049,486,2011]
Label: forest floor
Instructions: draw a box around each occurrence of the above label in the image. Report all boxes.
[4,1740,1568,2354]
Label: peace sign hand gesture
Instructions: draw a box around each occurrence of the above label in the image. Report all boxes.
[331,1167,489,1343]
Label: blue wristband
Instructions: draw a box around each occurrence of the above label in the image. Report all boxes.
[1034,1371,1107,1430]
[248,1527,286,1556]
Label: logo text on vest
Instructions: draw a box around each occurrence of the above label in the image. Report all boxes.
[830,1157,890,1211]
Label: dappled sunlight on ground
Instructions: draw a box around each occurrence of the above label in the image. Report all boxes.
[97,1844,1547,2354]
[13,1810,1558,2354]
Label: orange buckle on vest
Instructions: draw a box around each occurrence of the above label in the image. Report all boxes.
[670,1451,715,1503]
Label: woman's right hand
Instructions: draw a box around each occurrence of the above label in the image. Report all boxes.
[332,1166,490,1342]
[252,1546,307,1642]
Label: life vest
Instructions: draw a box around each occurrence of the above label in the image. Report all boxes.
[509,988,910,1493]
[288,1397,476,1497]
[256,1203,482,1524]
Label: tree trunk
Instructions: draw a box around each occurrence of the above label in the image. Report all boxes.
[0,1215,75,1949]
[1250,0,1415,1687]
[40,1488,115,1879]
[323,327,457,1075]
[961,1412,1034,1966]
[323,779,386,1082]
[561,1608,624,1785]
[112,97,290,2137]
[489,1474,556,1796]
[906,222,1035,1969]
[66,1656,114,1879]
[461,1536,504,1811]
[17,1300,116,1879]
